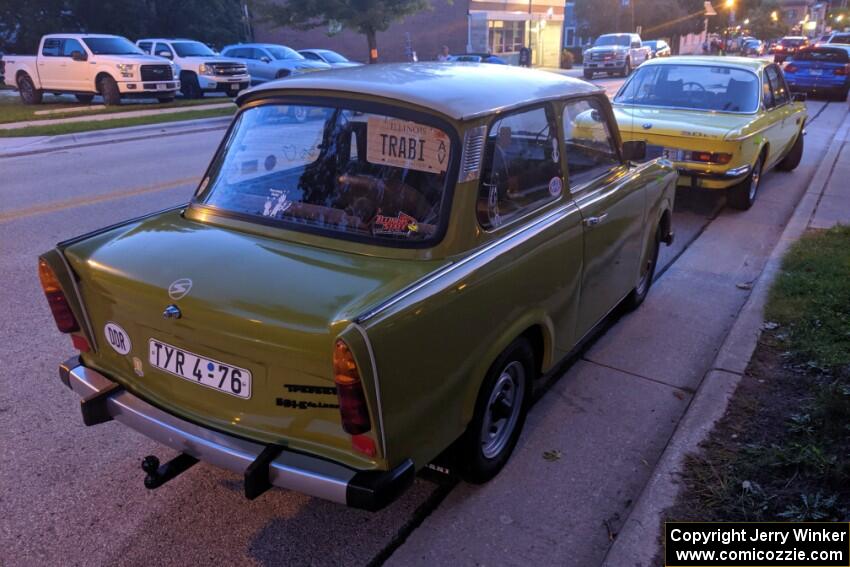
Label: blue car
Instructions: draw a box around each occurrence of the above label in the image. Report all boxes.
[783,46,850,101]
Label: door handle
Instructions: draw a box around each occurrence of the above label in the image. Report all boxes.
[583,213,609,227]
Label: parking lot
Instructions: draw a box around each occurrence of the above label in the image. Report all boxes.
[1,63,846,564]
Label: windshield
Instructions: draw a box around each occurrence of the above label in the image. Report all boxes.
[781,38,806,47]
[173,41,215,57]
[82,37,143,55]
[615,64,759,113]
[267,46,303,60]
[595,34,630,47]
[199,104,455,245]
[793,48,850,63]
[830,34,850,43]
[319,50,348,63]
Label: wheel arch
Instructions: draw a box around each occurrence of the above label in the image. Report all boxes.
[94,71,116,91]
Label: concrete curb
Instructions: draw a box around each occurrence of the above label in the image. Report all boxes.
[0,116,231,159]
[601,108,850,567]
[0,102,233,130]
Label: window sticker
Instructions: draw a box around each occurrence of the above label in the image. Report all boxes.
[366,116,450,174]
[551,137,560,163]
[263,189,292,218]
[549,177,563,198]
[372,211,420,236]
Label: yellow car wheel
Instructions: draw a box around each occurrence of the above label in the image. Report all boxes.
[729,153,765,211]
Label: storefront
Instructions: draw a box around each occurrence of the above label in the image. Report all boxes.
[467,2,564,67]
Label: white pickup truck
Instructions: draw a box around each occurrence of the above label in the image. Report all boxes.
[137,38,250,98]
[4,34,179,105]
[582,33,652,79]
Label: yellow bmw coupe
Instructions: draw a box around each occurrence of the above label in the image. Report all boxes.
[613,56,807,209]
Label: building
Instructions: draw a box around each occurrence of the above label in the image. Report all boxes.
[777,0,829,36]
[253,0,565,67]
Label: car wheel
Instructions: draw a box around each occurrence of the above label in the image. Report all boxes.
[75,94,94,104]
[624,225,661,311]
[17,73,43,105]
[621,58,631,77]
[777,130,804,172]
[98,75,121,106]
[459,338,534,484]
[583,69,594,80]
[728,153,765,210]
[835,87,849,102]
[180,72,203,99]
[157,96,175,104]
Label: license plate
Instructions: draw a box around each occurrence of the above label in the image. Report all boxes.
[808,69,822,76]
[156,83,167,90]
[148,339,252,399]
[662,148,685,161]
[230,84,239,91]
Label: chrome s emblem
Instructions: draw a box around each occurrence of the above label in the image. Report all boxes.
[162,304,182,320]
[168,278,192,300]
[642,123,653,130]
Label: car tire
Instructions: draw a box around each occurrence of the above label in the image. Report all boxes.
[624,224,661,311]
[459,338,534,484]
[621,58,631,77]
[835,87,849,102]
[777,130,804,172]
[75,94,94,104]
[728,153,765,210]
[157,96,175,104]
[583,69,594,80]
[180,72,203,99]
[98,76,121,106]
[17,73,43,105]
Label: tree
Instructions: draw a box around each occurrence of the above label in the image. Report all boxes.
[254,0,432,63]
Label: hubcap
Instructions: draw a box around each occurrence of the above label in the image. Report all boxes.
[480,361,525,459]
[636,237,658,296]
[749,159,762,201]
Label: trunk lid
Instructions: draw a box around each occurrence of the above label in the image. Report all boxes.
[64,209,447,466]
[613,105,752,143]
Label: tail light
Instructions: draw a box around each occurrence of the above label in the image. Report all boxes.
[333,340,372,435]
[835,65,849,76]
[784,64,798,73]
[38,259,79,333]
[690,151,733,165]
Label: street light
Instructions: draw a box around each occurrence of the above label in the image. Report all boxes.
[771,10,779,22]
[723,0,735,56]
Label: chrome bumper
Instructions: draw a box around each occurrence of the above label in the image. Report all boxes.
[59,358,413,510]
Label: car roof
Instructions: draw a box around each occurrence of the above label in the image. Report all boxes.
[641,55,767,72]
[238,62,602,121]
[225,43,291,49]
[45,34,124,39]
[137,38,199,43]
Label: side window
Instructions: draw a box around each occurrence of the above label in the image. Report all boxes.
[154,42,173,59]
[42,38,62,57]
[562,98,620,187]
[138,41,153,54]
[766,65,789,105]
[302,51,321,61]
[477,106,562,230]
[61,38,84,57]
[762,73,775,109]
[252,48,268,60]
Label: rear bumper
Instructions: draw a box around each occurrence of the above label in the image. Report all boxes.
[676,164,752,190]
[59,358,413,511]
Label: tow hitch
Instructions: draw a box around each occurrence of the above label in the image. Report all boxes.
[141,453,198,489]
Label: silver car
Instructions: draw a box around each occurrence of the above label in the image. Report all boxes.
[221,43,330,84]
[298,49,363,68]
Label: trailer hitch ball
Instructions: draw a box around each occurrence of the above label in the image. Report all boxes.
[141,453,198,489]
[142,455,160,475]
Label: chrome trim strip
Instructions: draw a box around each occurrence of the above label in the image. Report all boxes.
[56,249,98,353]
[352,323,387,457]
[65,365,354,504]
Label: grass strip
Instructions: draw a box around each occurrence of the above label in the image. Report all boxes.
[665,225,850,524]
[0,107,234,137]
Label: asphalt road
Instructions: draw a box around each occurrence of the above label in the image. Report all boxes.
[0,78,840,566]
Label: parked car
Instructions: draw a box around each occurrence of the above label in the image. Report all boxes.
[643,40,672,58]
[783,46,850,101]
[583,33,652,79]
[742,39,766,56]
[446,52,508,64]
[298,49,363,68]
[772,36,810,62]
[817,32,850,46]
[137,38,250,98]
[40,63,675,510]
[613,56,806,210]
[4,34,179,105]
[221,43,331,85]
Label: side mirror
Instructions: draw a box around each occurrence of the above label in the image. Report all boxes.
[260,56,271,63]
[157,51,173,59]
[70,50,87,62]
[622,140,647,162]
[792,92,807,102]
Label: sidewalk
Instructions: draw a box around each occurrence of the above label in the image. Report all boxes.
[386,106,850,566]
[0,102,233,130]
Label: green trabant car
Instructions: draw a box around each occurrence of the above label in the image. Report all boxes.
[39,64,676,510]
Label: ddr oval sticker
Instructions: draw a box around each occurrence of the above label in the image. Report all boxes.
[104,322,132,355]
[366,116,450,174]
[549,177,563,198]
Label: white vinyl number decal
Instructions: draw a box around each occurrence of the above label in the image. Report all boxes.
[104,322,132,355]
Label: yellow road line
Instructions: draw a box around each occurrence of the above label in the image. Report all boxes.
[0,176,198,223]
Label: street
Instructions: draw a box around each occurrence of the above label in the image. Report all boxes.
[0,77,846,565]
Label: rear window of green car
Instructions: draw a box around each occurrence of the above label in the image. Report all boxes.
[198,103,456,246]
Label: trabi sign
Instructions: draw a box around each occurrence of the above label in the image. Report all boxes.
[366,116,450,174]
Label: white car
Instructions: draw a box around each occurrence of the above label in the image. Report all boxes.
[3,34,179,105]
[298,49,363,68]
[221,43,330,85]
[583,33,652,79]
[137,38,250,98]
